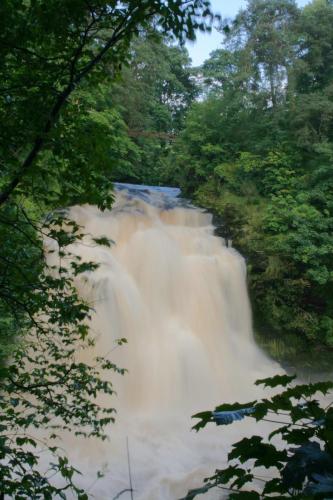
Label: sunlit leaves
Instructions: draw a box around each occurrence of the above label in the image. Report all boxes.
[193,402,256,431]
[212,407,255,425]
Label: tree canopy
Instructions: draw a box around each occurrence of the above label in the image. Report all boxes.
[0,1,215,496]
[167,0,333,360]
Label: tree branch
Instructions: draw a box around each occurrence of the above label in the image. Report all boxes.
[0,4,152,207]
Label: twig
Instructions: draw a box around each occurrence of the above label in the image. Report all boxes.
[113,489,134,500]
[127,436,134,500]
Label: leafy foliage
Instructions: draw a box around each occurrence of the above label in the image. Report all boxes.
[0,211,119,496]
[109,31,198,184]
[0,0,216,496]
[170,0,333,355]
[182,374,333,499]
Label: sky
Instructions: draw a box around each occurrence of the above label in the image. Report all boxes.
[186,0,311,66]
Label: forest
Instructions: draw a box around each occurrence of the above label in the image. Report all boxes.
[1,0,333,498]
[108,0,333,361]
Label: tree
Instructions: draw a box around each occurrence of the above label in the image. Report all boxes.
[171,0,333,358]
[289,0,333,155]
[0,1,216,495]
[0,0,214,206]
[226,0,299,108]
[110,31,197,184]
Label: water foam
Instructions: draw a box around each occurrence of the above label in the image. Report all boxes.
[55,186,276,499]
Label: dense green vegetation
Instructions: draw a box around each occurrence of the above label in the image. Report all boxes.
[1,0,333,496]
[168,0,333,358]
[0,1,215,495]
[110,32,197,184]
[102,0,333,359]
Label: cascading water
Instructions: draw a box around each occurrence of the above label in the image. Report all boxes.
[53,184,277,499]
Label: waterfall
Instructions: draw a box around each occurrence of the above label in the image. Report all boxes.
[55,184,277,499]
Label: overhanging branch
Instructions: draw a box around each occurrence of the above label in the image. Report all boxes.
[0,4,149,207]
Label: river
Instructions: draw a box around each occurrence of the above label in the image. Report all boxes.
[55,184,278,499]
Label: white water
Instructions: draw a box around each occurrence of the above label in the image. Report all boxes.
[55,185,278,499]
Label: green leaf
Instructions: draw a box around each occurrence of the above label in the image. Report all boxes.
[255,374,296,389]
[179,483,216,500]
[229,436,288,470]
[229,492,260,499]
[212,408,254,425]
[92,236,115,247]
